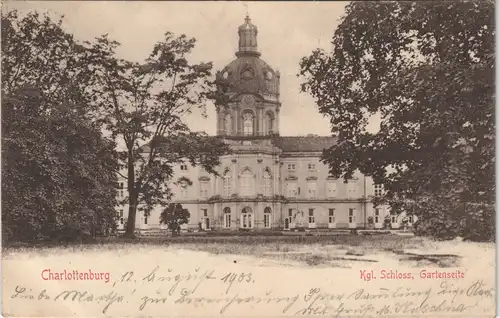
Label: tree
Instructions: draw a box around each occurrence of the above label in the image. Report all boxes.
[1,11,119,243]
[84,32,230,237]
[160,203,190,236]
[300,1,494,240]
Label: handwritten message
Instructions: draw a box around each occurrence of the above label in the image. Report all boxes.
[4,264,495,317]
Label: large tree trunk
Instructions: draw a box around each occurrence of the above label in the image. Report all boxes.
[124,195,138,238]
[124,150,138,238]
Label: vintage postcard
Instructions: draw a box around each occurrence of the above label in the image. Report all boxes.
[1,1,496,317]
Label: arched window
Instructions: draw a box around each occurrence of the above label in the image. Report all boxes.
[243,113,254,136]
[224,113,232,134]
[240,168,255,196]
[263,168,272,196]
[223,207,231,228]
[241,207,253,229]
[264,207,272,228]
[223,170,232,197]
[265,112,274,135]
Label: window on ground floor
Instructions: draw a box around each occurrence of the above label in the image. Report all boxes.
[224,207,231,228]
[348,208,355,224]
[328,208,335,224]
[264,207,271,228]
[374,208,381,224]
[308,208,315,224]
[241,208,253,229]
[119,209,124,224]
[391,215,397,223]
[144,211,148,225]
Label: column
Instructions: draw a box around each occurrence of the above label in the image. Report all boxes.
[274,160,280,196]
[233,202,238,229]
[232,157,238,194]
[214,175,218,195]
[212,202,219,230]
[236,107,241,135]
[275,108,280,134]
[259,106,264,135]
[256,165,262,195]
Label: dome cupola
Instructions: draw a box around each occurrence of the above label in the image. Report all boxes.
[237,14,260,57]
[216,15,280,99]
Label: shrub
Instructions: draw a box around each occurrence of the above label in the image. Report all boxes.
[160,203,190,236]
[460,203,495,242]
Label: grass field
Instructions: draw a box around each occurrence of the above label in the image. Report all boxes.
[4,234,493,269]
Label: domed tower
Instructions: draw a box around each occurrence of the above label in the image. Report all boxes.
[216,14,281,138]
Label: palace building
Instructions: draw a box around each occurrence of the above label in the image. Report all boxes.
[116,15,412,232]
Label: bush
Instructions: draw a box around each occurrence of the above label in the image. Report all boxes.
[160,203,190,236]
[460,204,494,242]
[413,202,494,242]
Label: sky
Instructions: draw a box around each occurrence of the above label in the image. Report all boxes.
[4,1,356,136]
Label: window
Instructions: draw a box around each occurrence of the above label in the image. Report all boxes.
[201,209,209,230]
[327,182,337,198]
[224,207,231,228]
[374,184,383,197]
[347,181,357,197]
[308,163,316,171]
[243,113,254,135]
[264,207,271,228]
[285,209,293,230]
[200,181,209,199]
[263,170,272,196]
[287,163,296,171]
[118,190,124,198]
[391,215,397,223]
[308,209,315,224]
[349,208,355,224]
[241,207,253,228]
[408,215,413,223]
[180,182,188,198]
[223,170,232,197]
[307,182,317,198]
[264,112,274,135]
[144,211,148,225]
[374,208,380,223]
[180,164,188,171]
[119,210,124,225]
[118,182,124,189]
[328,209,335,224]
[224,114,232,134]
[286,183,297,197]
[240,169,255,196]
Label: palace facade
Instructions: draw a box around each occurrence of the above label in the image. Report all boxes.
[116,15,412,232]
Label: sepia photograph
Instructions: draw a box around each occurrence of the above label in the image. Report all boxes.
[1,1,496,317]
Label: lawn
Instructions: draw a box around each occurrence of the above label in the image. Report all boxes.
[3,233,491,269]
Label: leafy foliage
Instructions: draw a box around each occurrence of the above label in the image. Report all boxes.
[81,29,230,237]
[160,203,190,236]
[299,1,494,241]
[2,11,119,243]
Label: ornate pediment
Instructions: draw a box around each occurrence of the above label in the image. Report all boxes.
[306,176,318,181]
[285,175,298,181]
[198,176,210,182]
